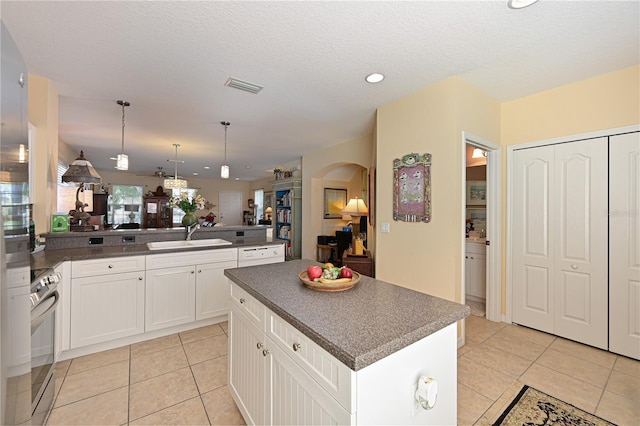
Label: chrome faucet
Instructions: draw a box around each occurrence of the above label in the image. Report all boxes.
[186,223,200,240]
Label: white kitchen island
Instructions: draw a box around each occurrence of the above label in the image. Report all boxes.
[225,259,469,425]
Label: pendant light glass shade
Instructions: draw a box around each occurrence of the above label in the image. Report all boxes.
[221,121,230,179]
[116,153,128,170]
[115,100,130,170]
[220,164,229,179]
[164,143,188,189]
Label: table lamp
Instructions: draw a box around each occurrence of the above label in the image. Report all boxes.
[341,198,368,255]
[265,206,273,221]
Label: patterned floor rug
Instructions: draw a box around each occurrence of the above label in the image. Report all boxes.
[493,385,616,426]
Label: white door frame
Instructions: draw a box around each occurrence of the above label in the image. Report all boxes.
[505,124,640,324]
[462,132,502,323]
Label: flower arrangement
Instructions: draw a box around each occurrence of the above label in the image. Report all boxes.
[170,193,206,213]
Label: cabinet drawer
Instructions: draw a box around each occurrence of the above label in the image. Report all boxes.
[465,241,486,255]
[267,310,354,412]
[146,248,237,269]
[230,282,265,330]
[72,255,145,278]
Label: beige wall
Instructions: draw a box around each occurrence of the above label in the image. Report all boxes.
[301,135,373,260]
[375,77,500,302]
[28,75,59,235]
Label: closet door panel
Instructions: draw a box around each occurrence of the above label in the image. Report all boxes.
[553,138,608,349]
[609,132,640,359]
[512,146,555,333]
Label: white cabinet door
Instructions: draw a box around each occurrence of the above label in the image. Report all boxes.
[553,138,608,349]
[609,132,640,359]
[267,337,352,426]
[512,138,608,348]
[228,306,268,426]
[145,265,195,331]
[70,271,145,348]
[195,260,236,321]
[465,243,486,300]
[512,145,556,334]
[54,261,71,357]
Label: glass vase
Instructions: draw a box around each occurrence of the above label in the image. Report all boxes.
[182,211,198,227]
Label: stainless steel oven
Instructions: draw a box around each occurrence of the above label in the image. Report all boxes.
[30,269,60,425]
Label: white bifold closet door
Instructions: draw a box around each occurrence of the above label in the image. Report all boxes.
[512,137,608,349]
[609,132,640,359]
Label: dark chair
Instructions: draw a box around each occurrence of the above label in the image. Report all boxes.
[335,231,352,265]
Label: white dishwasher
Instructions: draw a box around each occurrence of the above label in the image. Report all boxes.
[237,244,285,267]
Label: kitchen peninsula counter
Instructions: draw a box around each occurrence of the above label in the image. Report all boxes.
[225,259,469,371]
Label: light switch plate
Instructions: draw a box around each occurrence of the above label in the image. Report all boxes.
[381,222,390,233]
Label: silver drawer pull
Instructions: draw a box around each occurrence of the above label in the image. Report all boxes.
[239,298,246,304]
[198,269,202,273]
[138,277,143,281]
[108,264,114,269]
[292,342,301,352]
[191,270,195,274]
[262,349,270,357]
[257,342,263,349]
[571,264,578,270]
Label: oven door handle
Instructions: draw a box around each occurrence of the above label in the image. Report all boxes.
[31,290,59,330]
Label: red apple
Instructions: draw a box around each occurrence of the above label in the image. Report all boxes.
[340,267,353,278]
[307,265,322,280]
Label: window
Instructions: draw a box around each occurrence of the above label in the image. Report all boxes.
[171,188,197,225]
[111,185,143,225]
[254,189,264,220]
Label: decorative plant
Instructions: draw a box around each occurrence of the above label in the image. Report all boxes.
[273,168,283,174]
[170,193,206,213]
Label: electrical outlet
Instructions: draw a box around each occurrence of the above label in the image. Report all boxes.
[381,222,390,233]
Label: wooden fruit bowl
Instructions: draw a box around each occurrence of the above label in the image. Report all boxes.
[298,271,361,292]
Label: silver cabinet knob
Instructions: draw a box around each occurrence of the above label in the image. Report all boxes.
[571,264,578,270]
[239,298,246,304]
[292,342,301,352]
[108,264,114,269]
[262,349,270,357]
[191,270,195,274]
[256,342,263,349]
[198,269,202,273]
[138,277,143,281]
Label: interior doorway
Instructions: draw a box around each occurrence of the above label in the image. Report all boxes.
[218,191,243,226]
[462,132,501,323]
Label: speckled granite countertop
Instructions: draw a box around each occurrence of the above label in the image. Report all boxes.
[31,237,282,270]
[224,259,469,371]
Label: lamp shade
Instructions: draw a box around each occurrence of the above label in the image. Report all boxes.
[164,177,188,189]
[264,206,273,214]
[341,197,368,217]
[221,164,230,179]
[61,151,102,184]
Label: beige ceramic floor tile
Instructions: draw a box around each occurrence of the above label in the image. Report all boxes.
[183,334,228,365]
[129,396,210,425]
[519,363,602,413]
[458,342,475,357]
[191,355,228,394]
[457,354,514,400]
[548,337,616,369]
[66,346,129,376]
[595,390,640,426]
[180,323,225,344]
[219,320,229,334]
[130,345,189,384]
[605,370,640,402]
[129,367,199,421]
[47,386,128,425]
[536,347,611,388]
[614,355,640,378]
[131,333,181,357]
[54,360,129,408]
[498,323,555,348]
[456,382,492,426]
[54,359,72,397]
[476,380,526,425]
[465,326,499,346]
[466,343,533,379]
[483,330,546,361]
[201,385,245,426]
[466,315,506,332]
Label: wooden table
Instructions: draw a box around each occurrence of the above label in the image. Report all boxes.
[316,244,338,263]
[342,250,374,277]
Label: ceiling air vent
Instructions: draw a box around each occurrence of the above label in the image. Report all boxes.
[224,77,264,94]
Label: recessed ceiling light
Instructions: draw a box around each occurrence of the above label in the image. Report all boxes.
[365,73,384,84]
[203,166,210,170]
[193,172,199,176]
[508,0,539,9]
[235,177,240,181]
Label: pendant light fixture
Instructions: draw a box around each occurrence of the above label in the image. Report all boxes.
[164,143,188,189]
[221,121,230,179]
[115,100,130,170]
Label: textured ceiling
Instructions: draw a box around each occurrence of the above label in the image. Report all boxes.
[1,1,638,181]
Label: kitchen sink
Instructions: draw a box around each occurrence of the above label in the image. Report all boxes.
[147,238,232,250]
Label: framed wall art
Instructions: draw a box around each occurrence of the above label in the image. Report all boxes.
[466,180,486,205]
[393,152,431,223]
[323,188,347,219]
